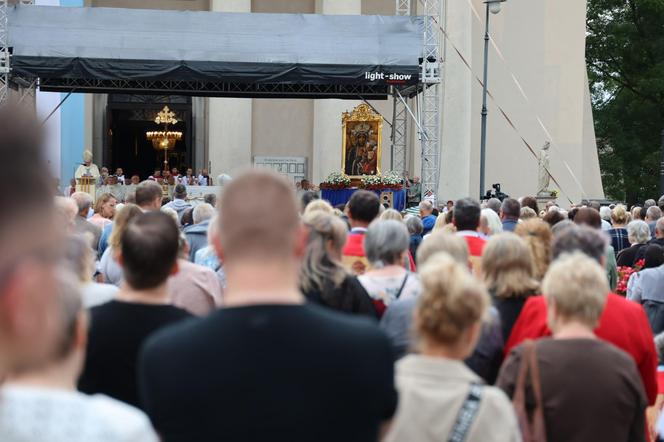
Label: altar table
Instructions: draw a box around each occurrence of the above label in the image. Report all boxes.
[321,188,407,211]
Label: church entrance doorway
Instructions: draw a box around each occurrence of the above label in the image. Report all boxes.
[104,95,193,180]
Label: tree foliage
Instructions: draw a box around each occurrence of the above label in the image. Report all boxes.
[586,0,664,204]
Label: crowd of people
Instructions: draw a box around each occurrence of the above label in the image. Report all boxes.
[5,106,664,442]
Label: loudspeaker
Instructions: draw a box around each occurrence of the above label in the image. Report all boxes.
[380,191,394,208]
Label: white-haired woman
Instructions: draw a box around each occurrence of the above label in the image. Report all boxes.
[358,220,421,317]
[497,253,647,441]
[480,208,503,237]
[617,220,652,267]
[300,212,377,318]
[384,253,520,442]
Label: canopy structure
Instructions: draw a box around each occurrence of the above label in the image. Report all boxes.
[1,0,444,205]
[8,5,425,99]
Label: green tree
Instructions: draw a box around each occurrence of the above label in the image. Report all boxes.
[586,0,664,204]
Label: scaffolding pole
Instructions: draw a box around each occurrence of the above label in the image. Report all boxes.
[390,0,410,175]
[0,0,36,108]
[420,0,442,204]
[0,0,9,107]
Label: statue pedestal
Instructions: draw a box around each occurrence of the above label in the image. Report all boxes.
[536,194,557,212]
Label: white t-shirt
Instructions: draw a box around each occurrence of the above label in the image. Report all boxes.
[0,385,158,442]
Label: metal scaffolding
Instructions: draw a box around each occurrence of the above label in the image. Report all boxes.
[0,0,9,106]
[0,0,35,108]
[419,0,442,203]
[391,0,443,203]
[390,0,411,175]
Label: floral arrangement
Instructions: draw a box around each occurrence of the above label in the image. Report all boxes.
[359,174,383,189]
[320,172,351,190]
[616,258,645,296]
[381,170,403,187]
[360,172,403,190]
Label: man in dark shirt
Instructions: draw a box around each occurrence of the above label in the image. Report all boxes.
[78,212,192,408]
[138,170,397,442]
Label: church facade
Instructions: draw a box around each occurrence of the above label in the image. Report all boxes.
[37,0,603,204]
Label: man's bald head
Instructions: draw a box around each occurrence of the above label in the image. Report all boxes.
[218,170,300,261]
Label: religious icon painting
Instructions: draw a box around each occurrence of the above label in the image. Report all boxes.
[341,104,383,178]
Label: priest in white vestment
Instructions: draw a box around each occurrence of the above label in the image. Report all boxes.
[74,150,100,180]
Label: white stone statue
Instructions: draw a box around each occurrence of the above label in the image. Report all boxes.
[537,141,551,194]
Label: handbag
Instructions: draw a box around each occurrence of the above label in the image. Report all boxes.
[513,340,547,442]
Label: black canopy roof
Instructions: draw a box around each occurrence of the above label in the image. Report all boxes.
[9,5,425,99]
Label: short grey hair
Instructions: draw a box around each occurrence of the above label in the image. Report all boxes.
[71,191,93,213]
[627,220,651,245]
[644,199,657,209]
[365,220,410,267]
[543,252,608,328]
[486,198,501,215]
[552,225,607,264]
[599,206,612,222]
[657,217,664,236]
[646,206,662,222]
[193,203,215,225]
[419,200,433,212]
[405,215,423,235]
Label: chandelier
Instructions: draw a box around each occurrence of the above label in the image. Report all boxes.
[146,131,183,150]
[146,106,183,169]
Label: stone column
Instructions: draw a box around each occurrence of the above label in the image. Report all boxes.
[311,0,362,185]
[439,0,473,201]
[208,0,253,178]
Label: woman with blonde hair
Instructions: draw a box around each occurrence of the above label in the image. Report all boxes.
[300,211,376,317]
[609,204,630,255]
[514,218,552,281]
[384,253,520,442]
[98,204,143,286]
[380,208,403,222]
[88,193,117,230]
[432,209,453,233]
[519,206,537,220]
[482,233,539,342]
[302,198,334,216]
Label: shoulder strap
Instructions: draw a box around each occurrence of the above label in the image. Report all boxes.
[512,340,548,442]
[394,273,410,300]
[447,383,483,442]
[528,342,547,441]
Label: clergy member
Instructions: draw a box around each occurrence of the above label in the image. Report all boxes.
[75,150,101,180]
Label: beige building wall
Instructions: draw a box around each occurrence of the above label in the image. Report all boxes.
[461,0,603,203]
